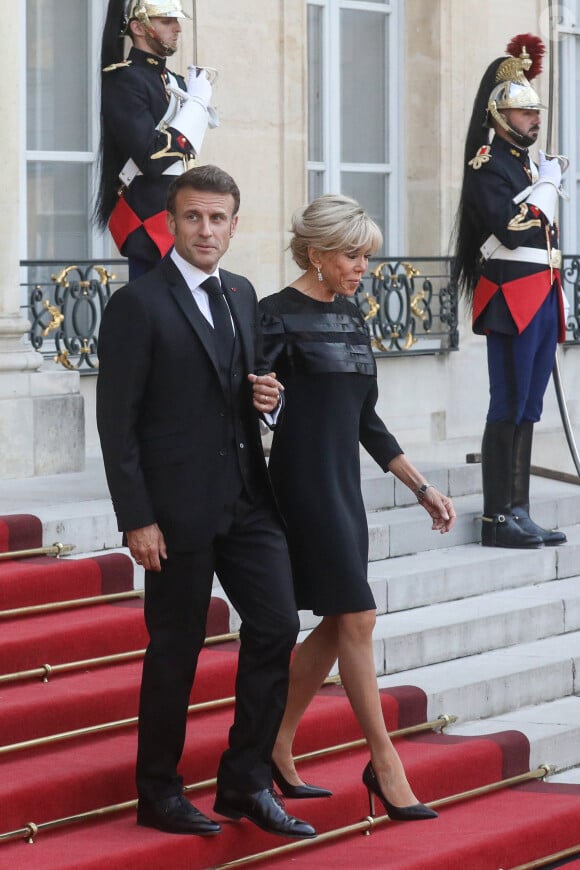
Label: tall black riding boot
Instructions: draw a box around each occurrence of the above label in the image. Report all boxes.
[511,421,567,545]
[480,421,544,548]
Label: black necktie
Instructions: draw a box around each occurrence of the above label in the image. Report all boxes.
[201,276,234,367]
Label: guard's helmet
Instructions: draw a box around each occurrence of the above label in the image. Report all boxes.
[486,34,546,136]
[121,1,189,35]
[120,1,189,56]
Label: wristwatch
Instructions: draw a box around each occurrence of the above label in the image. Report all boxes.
[416,483,434,502]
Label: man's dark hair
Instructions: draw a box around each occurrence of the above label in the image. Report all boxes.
[166,165,241,216]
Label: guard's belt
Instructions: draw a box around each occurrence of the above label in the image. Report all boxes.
[480,234,561,269]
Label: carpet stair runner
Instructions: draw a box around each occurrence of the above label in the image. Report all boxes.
[2,512,580,869]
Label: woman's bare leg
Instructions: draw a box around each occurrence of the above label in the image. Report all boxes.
[272,616,339,785]
[337,610,419,807]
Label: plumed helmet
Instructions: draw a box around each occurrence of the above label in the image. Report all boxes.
[122,1,189,34]
[487,34,547,130]
[452,34,547,304]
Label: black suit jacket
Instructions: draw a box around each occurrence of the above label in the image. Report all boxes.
[96,256,271,551]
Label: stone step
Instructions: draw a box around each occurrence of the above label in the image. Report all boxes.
[446,696,580,776]
[377,630,580,725]
[367,496,475,561]
[2,456,577,558]
[360,460,481,510]
[367,475,580,560]
[368,527,580,611]
[551,766,580,785]
[371,575,580,674]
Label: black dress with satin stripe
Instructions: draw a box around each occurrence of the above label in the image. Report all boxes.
[259,287,402,615]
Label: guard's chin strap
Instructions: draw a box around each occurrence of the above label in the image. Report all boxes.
[133,9,175,56]
[488,102,534,148]
[143,21,174,55]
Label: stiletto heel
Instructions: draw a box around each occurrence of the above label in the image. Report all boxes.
[272,761,332,799]
[362,761,437,821]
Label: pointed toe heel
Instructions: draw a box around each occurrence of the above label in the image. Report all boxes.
[272,762,332,799]
[362,761,437,821]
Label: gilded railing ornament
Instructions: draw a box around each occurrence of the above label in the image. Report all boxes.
[41,301,64,337]
[356,257,458,355]
[26,263,116,370]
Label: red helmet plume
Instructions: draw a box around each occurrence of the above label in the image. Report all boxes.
[506,33,545,80]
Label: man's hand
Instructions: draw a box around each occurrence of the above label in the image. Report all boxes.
[126,523,167,572]
[248,372,284,414]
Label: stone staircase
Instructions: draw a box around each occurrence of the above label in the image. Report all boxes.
[3,453,580,787]
[360,461,580,786]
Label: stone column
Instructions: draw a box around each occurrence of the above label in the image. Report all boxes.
[0,16,84,478]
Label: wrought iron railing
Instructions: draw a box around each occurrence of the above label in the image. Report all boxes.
[561,255,580,343]
[356,256,459,355]
[20,260,128,372]
[19,255,580,371]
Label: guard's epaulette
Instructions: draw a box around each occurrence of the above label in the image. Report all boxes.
[468,145,491,170]
[102,61,132,73]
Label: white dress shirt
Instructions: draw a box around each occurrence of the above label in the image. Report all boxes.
[169,248,280,424]
[170,247,234,333]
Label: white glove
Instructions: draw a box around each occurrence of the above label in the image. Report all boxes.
[537,151,562,188]
[186,66,212,108]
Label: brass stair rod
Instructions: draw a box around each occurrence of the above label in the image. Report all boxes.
[0,716,459,847]
[181,715,456,797]
[290,713,457,766]
[0,695,236,756]
[0,798,139,846]
[0,629,241,684]
[0,589,144,620]
[431,763,554,810]
[0,543,74,561]
[0,674,343,756]
[212,765,554,870]
[500,842,580,870]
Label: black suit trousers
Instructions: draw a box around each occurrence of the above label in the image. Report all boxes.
[135,491,299,800]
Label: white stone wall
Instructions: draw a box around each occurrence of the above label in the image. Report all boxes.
[16,0,580,476]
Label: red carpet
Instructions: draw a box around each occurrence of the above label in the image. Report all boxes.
[0,552,133,609]
[1,512,580,870]
[0,513,42,552]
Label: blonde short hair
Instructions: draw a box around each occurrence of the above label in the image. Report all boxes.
[289,194,383,271]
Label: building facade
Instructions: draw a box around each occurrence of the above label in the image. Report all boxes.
[2,0,579,478]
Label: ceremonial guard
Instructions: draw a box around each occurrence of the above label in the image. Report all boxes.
[95,1,218,279]
[453,34,567,548]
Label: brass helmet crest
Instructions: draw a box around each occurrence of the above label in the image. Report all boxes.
[487,34,547,136]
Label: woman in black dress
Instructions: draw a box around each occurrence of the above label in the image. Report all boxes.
[259,194,456,820]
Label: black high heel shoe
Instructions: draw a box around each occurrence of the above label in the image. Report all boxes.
[272,761,332,799]
[362,762,437,821]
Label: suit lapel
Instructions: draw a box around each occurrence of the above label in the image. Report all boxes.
[162,257,222,376]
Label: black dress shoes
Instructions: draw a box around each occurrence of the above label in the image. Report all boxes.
[137,793,222,836]
[214,787,317,839]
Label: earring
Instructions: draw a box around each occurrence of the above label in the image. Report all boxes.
[316,266,323,283]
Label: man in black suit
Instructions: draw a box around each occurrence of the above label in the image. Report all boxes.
[96,164,316,840]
